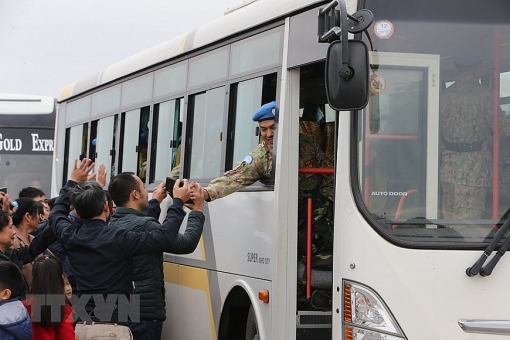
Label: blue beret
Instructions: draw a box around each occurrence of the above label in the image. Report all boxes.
[252,101,278,122]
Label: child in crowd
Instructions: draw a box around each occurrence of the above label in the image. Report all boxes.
[63,273,72,300]
[0,261,32,339]
[25,255,75,340]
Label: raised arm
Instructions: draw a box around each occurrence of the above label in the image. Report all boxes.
[169,182,206,254]
[49,158,95,239]
[204,143,271,202]
[121,179,193,255]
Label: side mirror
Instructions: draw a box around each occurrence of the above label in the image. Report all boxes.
[325,40,369,111]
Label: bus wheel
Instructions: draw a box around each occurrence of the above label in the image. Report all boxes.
[245,305,259,340]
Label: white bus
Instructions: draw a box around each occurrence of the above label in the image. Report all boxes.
[52,0,510,338]
[0,94,55,197]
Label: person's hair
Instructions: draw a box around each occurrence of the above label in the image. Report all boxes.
[31,255,65,327]
[104,190,114,214]
[0,210,10,232]
[18,187,46,199]
[35,201,45,216]
[47,197,56,209]
[68,181,106,219]
[108,172,139,207]
[11,197,39,226]
[0,261,25,299]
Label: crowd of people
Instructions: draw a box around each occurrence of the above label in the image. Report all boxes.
[0,101,334,340]
[0,161,205,340]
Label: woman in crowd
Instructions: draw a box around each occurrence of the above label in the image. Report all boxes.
[11,197,41,289]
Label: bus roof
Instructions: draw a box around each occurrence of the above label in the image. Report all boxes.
[60,0,326,101]
[0,94,56,115]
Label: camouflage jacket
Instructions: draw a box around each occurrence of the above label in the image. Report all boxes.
[205,141,272,201]
[205,133,334,202]
[298,133,334,202]
[440,75,510,187]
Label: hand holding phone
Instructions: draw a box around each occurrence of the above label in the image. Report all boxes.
[165,177,181,196]
[165,177,193,204]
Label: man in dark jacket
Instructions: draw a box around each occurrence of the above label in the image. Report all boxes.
[49,158,205,338]
[108,172,205,340]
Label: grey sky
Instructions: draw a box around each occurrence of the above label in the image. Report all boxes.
[0,0,235,99]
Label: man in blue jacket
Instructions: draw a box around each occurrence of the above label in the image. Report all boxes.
[49,158,205,337]
[108,173,205,340]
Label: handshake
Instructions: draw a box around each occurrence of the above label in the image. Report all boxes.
[150,177,204,211]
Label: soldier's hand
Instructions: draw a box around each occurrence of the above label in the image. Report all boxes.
[202,189,210,202]
[173,179,191,203]
[153,182,167,203]
[187,182,204,212]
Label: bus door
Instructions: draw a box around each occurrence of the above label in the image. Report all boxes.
[362,52,440,223]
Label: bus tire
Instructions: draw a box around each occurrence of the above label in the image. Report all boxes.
[245,305,259,340]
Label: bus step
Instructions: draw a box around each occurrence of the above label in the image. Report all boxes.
[297,311,331,328]
[296,311,331,340]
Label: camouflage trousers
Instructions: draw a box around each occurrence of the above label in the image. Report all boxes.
[297,190,334,311]
[441,181,487,220]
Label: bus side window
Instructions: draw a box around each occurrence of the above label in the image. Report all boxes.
[185,87,225,180]
[94,115,117,185]
[64,123,88,183]
[89,120,98,162]
[226,73,277,171]
[119,106,150,181]
[150,98,183,183]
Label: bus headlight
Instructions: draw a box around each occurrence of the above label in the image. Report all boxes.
[343,280,406,339]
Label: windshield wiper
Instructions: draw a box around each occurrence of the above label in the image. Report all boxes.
[466,208,510,277]
[479,227,510,276]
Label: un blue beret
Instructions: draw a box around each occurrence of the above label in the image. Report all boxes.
[252,101,278,122]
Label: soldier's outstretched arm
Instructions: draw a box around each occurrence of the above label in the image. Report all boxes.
[204,162,263,201]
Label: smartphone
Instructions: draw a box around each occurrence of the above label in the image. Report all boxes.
[0,187,6,194]
[9,200,18,210]
[165,177,193,204]
[165,177,182,196]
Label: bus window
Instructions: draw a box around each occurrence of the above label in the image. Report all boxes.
[119,106,150,181]
[359,0,510,246]
[64,123,88,183]
[150,98,183,183]
[227,73,277,170]
[186,87,225,180]
[94,115,117,185]
[89,120,98,162]
[362,65,426,218]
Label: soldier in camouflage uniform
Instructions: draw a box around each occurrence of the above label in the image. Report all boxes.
[199,102,334,203]
[177,101,335,310]
[440,46,510,220]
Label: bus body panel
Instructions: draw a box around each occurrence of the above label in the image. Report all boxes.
[163,264,272,340]
[162,191,276,281]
